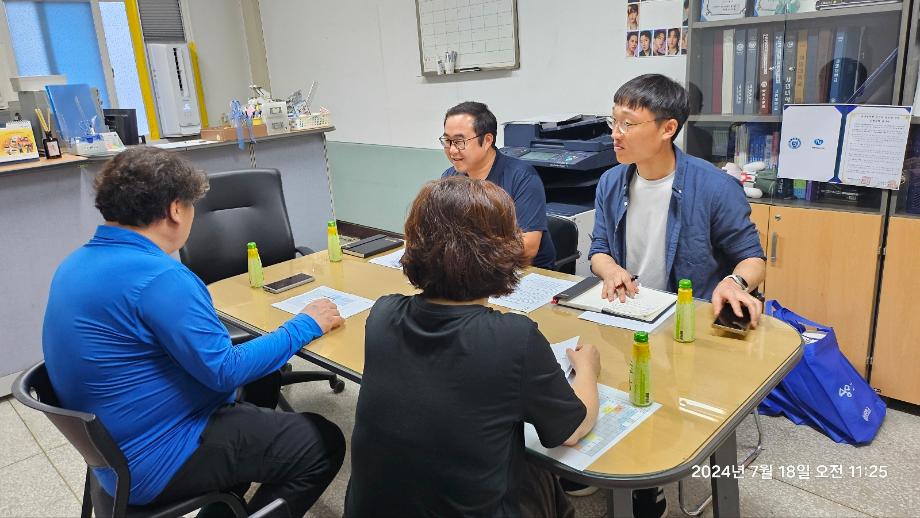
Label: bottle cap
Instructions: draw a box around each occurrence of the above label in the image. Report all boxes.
[247,242,257,249]
[634,331,649,343]
[679,278,692,289]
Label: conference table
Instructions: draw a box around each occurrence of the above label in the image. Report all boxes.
[208,250,802,518]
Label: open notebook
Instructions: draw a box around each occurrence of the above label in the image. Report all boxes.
[553,277,677,323]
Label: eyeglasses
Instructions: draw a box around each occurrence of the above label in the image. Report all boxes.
[439,134,481,150]
[605,117,664,135]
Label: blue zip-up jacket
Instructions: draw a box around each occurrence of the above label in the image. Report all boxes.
[43,225,323,505]
[588,146,765,299]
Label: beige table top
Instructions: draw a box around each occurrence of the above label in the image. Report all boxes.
[209,250,802,484]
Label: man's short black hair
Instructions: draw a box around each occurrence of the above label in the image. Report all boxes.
[444,101,498,148]
[613,73,689,142]
[94,146,208,227]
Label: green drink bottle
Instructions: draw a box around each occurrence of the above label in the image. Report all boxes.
[327,220,343,262]
[674,278,695,342]
[247,242,264,288]
[629,331,652,407]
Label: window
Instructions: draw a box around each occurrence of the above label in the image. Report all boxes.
[99,0,149,136]
[5,0,111,107]
[2,0,170,136]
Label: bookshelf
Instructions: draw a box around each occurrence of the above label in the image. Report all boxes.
[684,0,912,214]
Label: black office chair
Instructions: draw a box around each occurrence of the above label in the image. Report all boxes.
[179,168,345,407]
[547,213,580,274]
[12,362,248,518]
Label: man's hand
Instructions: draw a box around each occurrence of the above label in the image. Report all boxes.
[600,266,638,303]
[566,343,601,379]
[301,299,344,333]
[711,278,762,328]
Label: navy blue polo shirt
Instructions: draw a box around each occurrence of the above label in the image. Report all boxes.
[442,151,556,269]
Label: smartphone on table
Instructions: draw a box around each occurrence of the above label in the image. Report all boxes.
[712,303,752,335]
[263,273,314,294]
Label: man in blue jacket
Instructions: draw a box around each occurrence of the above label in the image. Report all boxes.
[590,73,765,325]
[587,73,766,517]
[43,147,345,516]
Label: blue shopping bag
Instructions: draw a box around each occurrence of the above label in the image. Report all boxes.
[758,300,886,444]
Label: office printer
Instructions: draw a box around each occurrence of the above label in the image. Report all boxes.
[500,114,617,205]
[501,115,615,170]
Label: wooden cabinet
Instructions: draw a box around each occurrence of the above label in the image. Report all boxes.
[761,206,882,376]
[871,216,920,404]
[749,203,770,292]
[750,203,770,256]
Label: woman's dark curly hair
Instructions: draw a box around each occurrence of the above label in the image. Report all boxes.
[401,176,527,301]
[94,146,209,226]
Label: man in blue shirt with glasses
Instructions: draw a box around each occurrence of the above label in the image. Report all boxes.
[441,101,557,270]
[43,147,345,516]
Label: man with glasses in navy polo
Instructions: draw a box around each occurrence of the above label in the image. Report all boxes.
[440,101,557,269]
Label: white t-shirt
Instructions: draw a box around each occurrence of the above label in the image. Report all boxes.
[624,171,675,291]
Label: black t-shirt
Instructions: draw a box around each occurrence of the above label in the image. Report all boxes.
[345,295,586,518]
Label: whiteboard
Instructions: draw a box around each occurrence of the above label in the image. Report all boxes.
[415,0,519,76]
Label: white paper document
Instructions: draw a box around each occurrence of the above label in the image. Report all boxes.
[271,286,374,319]
[578,305,676,333]
[488,273,578,314]
[777,105,843,182]
[550,336,579,380]
[525,385,661,471]
[838,105,911,189]
[369,248,405,270]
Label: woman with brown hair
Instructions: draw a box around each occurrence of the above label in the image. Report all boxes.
[345,176,600,518]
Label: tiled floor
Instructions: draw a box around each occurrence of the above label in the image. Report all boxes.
[2,356,918,517]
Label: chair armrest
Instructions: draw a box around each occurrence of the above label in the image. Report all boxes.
[295,246,315,257]
[554,252,581,269]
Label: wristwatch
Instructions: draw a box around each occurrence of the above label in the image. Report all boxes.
[724,274,749,292]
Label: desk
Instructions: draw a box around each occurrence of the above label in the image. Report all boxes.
[209,251,802,518]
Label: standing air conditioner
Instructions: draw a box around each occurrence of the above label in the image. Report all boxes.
[147,43,201,137]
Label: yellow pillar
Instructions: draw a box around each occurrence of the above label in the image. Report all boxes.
[124,0,159,140]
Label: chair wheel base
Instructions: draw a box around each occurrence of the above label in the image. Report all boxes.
[330,378,345,393]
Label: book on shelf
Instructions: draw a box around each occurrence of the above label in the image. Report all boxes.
[733,28,746,114]
[712,34,724,114]
[828,27,853,102]
[699,31,714,113]
[771,31,784,113]
[730,123,781,170]
[744,29,759,114]
[794,29,809,104]
[758,30,773,115]
[804,30,820,103]
[782,30,798,106]
[722,29,735,114]
[815,28,835,103]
